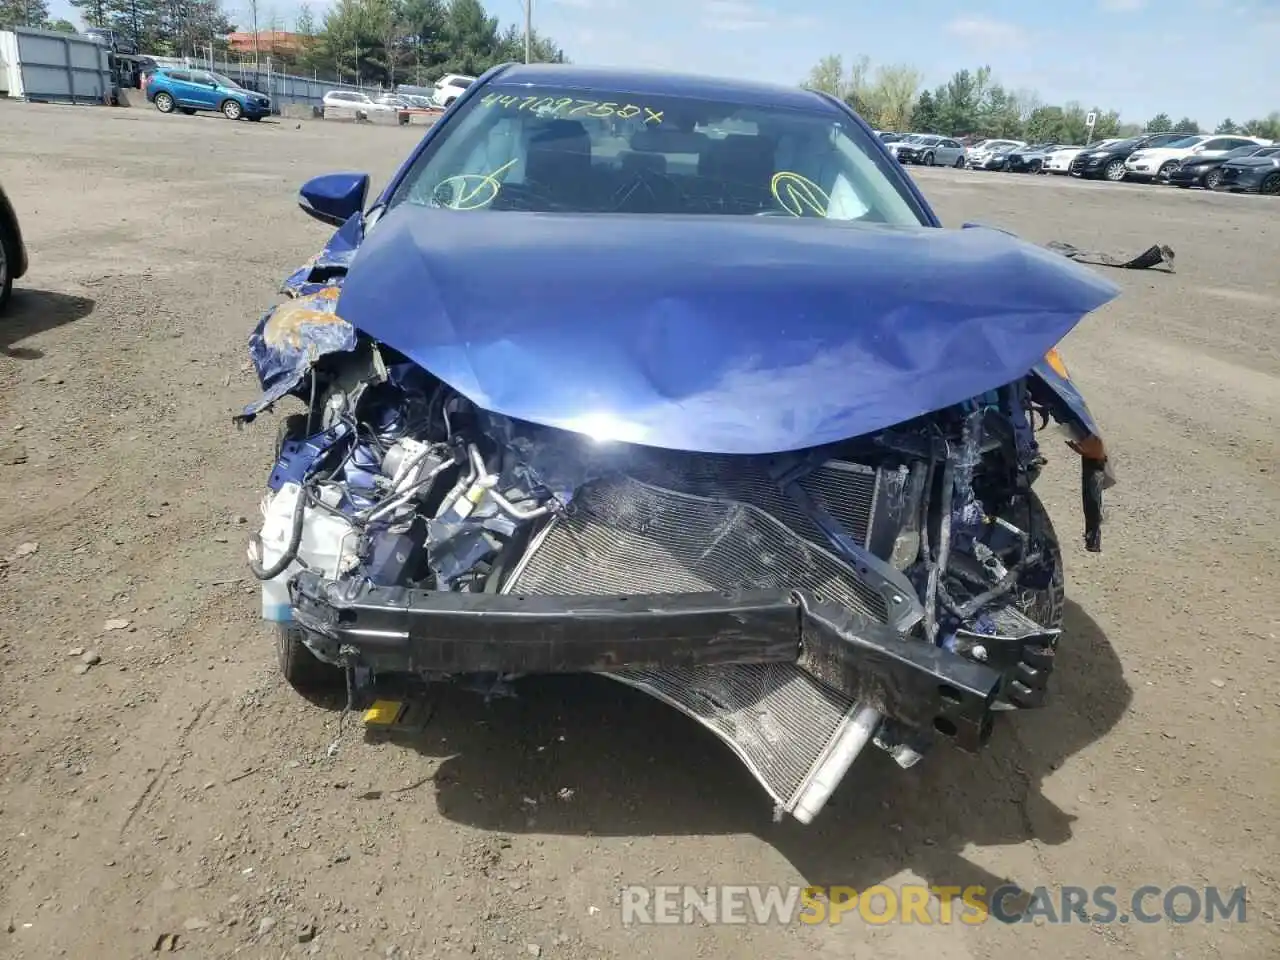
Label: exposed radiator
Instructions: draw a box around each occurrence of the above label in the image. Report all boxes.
[502,470,887,814]
[505,474,885,620]
[605,663,859,812]
[622,452,879,550]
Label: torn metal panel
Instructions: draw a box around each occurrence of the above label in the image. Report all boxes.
[238,285,356,423]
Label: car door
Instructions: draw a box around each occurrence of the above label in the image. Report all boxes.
[185,71,220,110]
[165,70,197,106]
[939,139,963,164]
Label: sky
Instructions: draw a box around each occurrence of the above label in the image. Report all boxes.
[48,0,1280,125]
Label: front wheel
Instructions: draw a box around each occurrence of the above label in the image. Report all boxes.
[1203,168,1223,190]
[923,151,935,167]
[271,412,343,693]
[222,99,242,120]
[154,91,175,113]
[1261,172,1280,195]
[1104,159,1126,181]
[953,154,965,168]
[1157,161,1178,182]
[277,626,344,693]
[1006,492,1065,709]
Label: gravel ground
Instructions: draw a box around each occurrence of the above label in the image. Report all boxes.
[1,101,1276,960]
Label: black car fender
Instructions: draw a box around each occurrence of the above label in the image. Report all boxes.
[0,186,29,282]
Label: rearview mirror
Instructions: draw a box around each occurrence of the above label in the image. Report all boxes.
[298,172,370,227]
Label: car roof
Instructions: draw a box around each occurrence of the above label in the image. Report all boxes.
[490,63,841,114]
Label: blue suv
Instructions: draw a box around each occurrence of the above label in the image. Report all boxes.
[146,68,271,121]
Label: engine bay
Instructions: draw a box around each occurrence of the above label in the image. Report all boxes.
[252,339,1068,682]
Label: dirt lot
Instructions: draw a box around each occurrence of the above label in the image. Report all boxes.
[0,101,1276,960]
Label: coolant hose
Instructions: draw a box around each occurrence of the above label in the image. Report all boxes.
[248,486,308,581]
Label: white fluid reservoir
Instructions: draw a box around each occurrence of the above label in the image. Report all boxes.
[257,482,355,622]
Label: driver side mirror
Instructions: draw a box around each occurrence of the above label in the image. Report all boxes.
[299,172,370,227]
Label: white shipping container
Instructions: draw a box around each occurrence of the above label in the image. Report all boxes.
[0,27,111,103]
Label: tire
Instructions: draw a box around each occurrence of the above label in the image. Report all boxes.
[1203,168,1223,190]
[1104,159,1126,181]
[0,219,13,314]
[923,151,935,167]
[1030,160,1042,174]
[1261,172,1280,196]
[1006,492,1064,709]
[444,96,456,108]
[277,625,343,693]
[271,412,343,693]
[276,412,310,452]
[154,91,175,113]
[221,98,242,120]
[953,154,964,168]
[1157,161,1178,182]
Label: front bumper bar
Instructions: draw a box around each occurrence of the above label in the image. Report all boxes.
[289,571,1004,751]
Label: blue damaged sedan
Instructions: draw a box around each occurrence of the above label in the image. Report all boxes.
[235,64,1121,823]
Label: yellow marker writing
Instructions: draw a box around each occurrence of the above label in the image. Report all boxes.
[770,171,830,217]
[431,157,519,211]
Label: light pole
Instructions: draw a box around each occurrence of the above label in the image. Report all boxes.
[524,0,531,63]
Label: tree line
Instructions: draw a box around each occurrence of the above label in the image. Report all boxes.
[294,0,566,88]
[805,54,1280,144]
[0,0,78,31]
[0,0,567,86]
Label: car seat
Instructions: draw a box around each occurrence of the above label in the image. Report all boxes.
[695,134,777,212]
[523,119,593,207]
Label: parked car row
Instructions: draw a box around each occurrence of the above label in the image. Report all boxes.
[1076,134,1279,193]
[878,130,1280,196]
[320,82,471,122]
[138,67,467,124]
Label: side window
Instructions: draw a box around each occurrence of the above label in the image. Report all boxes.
[942,139,959,149]
[168,71,190,83]
[1228,138,1257,149]
[1200,138,1229,151]
[190,72,213,86]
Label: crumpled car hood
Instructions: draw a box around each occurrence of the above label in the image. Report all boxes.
[327,205,1117,455]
